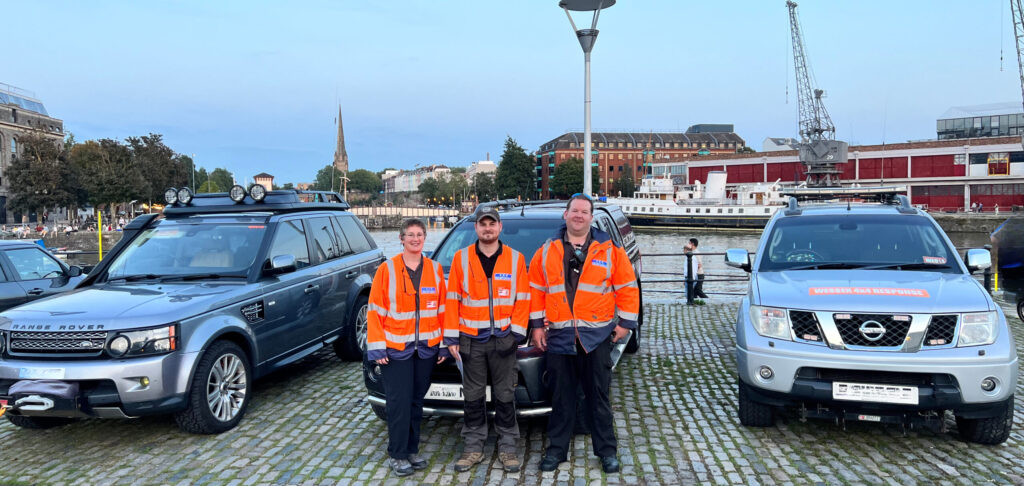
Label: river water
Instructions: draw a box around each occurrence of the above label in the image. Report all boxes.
[366,226,1019,314]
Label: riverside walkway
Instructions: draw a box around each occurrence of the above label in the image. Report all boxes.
[1,302,1021,485]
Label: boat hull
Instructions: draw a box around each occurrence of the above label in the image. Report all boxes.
[626,212,772,229]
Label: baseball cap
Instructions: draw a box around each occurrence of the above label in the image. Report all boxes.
[476,206,501,223]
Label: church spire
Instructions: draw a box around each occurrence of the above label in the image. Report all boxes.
[333,104,348,173]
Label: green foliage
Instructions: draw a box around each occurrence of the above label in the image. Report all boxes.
[494,137,536,200]
[128,134,188,203]
[7,130,76,214]
[416,173,469,206]
[197,180,222,193]
[348,169,382,194]
[209,168,235,192]
[70,139,147,207]
[470,172,496,201]
[550,157,599,198]
[281,182,295,190]
[312,165,344,191]
[736,146,756,154]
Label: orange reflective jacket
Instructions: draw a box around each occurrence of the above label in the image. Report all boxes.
[367,254,447,361]
[528,227,640,354]
[444,243,530,343]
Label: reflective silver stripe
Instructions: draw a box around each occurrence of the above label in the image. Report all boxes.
[530,282,546,292]
[461,246,471,295]
[529,310,545,319]
[613,281,638,290]
[434,261,444,288]
[444,329,460,338]
[418,328,441,341]
[420,309,439,318]
[516,292,531,300]
[605,246,612,280]
[578,319,614,329]
[384,330,415,342]
[541,239,552,288]
[368,303,389,316]
[617,310,639,321]
[511,323,528,334]
[460,317,512,329]
[463,297,490,307]
[385,259,399,316]
[548,284,566,294]
[385,310,416,320]
[438,305,446,314]
[577,283,609,294]
[549,319,573,330]
[446,291,462,301]
[367,342,386,350]
[510,249,519,301]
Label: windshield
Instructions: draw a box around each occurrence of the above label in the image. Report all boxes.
[432,218,567,269]
[759,214,959,273]
[105,220,267,280]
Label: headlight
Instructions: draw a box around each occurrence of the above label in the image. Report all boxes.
[957,311,998,347]
[107,325,177,357]
[749,305,792,340]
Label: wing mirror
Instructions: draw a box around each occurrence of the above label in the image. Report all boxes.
[66,266,83,277]
[965,248,991,274]
[725,248,751,273]
[265,254,297,275]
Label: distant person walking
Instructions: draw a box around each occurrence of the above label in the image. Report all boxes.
[685,238,708,300]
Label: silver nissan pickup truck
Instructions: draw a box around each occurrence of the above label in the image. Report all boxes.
[727,188,1018,444]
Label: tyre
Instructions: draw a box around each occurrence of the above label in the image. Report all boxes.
[737,381,774,427]
[370,403,387,421]
[955,396,1014,445]
[625,292,642,354]
[174,340,251,434]
[334,294,369,362]
[1016,299,1023,322]
[6,415,75,429]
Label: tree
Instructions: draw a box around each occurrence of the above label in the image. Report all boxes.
[209,168,235,191]
[549,157,599,198]
[417,177,442,204]
[7,130,76,218]
[736,146,756,154]
[616,164,636,197]
[281,182,295,190]
[471,172,496,201]
[192,166,210,191]
[128,134,187,204]
[70,139,146,208]
[494,137,536,200]
[348,169,382,194]
[198,180,222,193]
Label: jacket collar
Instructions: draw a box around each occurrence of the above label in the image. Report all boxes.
[554,224,611,245]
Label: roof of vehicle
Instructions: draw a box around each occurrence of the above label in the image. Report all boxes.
[163,190,351,217]
[777,186,919,218]
[778,203,926,218]
[466,199,621,223]
[0,240,43,248]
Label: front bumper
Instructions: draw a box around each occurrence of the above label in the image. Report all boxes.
[0,351,199,418]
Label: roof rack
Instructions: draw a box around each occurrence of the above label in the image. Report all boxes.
[781,186,915,215]
[164,190,350,216]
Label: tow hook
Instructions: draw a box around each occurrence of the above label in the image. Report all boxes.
[14,395,55,412]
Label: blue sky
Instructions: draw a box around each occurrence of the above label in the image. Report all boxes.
[7,1,1021,184]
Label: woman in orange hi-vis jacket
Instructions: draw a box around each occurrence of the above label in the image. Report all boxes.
[366,219,448,477]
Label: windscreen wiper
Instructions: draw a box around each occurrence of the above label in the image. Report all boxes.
[860,263,952,271]
[107,274,164,283]
[786,263,868,271]
[160,273,248,282]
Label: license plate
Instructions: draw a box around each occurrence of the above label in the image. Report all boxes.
[832,382,918,405]
[424,384,490,401]
[18,368,65,379]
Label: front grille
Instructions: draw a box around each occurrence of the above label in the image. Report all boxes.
[789,310,823,343]
[10,331,108,354]
[923,315,957,346]
[834,314,911,348]
[798,367,953,387]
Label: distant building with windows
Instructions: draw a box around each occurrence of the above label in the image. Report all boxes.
[762,137,798,152]
[386,164,451,193]
[0,83,65,223]
[534,125,745,198]
[937,102,1024,140]
[253,173,274,192]
[465,160,495,180]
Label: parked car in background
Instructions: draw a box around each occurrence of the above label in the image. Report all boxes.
[0,240,84,312]
[0,187,381,434]
[363,199,643,420]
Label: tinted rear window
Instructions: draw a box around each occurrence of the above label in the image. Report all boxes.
[433,218,564,269]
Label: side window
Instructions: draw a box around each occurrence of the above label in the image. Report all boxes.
[5,248,64,280]
[330,217,354,256]
[268,220,310,269]
[336,216,373,253]
[307,217,341,264]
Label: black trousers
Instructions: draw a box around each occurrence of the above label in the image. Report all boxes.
[460,334,519,453]
[381,355,436,460]
[545,338,616,460]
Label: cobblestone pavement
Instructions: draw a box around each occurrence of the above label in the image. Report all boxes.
[1,302,1022,485]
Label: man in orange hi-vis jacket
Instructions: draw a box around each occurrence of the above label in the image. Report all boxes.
[444,205,530,473]
[367,219,448,477]
[529,194,640,474]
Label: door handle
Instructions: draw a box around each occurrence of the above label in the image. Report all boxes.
[304,284,320,294]
[345,271,358,279]
[27,288,44,296]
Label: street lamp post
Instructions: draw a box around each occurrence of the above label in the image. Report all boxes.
[560,0,615,197]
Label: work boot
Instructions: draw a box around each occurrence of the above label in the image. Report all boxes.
[498,452,521,472]
[453,451,485,472]
[388,457,414,476]
[408,453,427,470]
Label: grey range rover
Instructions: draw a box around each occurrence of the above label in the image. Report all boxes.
[727,188,1019,444]
[0,187,381,433]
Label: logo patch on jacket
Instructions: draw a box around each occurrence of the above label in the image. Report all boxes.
[421,287,437,294]
[494,273,512,281]
[426,301,438,309]
[591,260,608,268]
[498,288,511,297]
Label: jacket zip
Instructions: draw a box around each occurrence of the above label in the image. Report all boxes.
[487,277,495,335]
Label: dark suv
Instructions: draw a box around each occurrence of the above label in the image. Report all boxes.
[363,200,643,419]
[0,188,382,433]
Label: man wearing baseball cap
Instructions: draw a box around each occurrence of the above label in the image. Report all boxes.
[445,205,530,472]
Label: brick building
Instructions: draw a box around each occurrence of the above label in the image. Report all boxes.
[534,125,745,198]
[0,83,64,223]
[652,135,1024,211]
